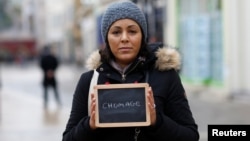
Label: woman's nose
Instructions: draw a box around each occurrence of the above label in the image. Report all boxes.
[121,32,129,42]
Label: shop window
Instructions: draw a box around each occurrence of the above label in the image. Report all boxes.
[178,0,223,85]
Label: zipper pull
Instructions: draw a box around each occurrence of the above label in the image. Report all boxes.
[122,74,126,81]
[134,127,140,141]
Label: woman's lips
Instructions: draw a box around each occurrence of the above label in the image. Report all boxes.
[119,47,132,51]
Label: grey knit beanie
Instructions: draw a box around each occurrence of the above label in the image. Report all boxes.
[101,0,147,43]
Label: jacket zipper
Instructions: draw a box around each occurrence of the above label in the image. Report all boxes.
[134,127,141,141]
[121,59,143,81]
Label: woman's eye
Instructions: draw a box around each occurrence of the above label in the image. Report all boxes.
[129,30,137,34]
[112,31,120,35]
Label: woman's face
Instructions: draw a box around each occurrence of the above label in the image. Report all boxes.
[107,19,142,68]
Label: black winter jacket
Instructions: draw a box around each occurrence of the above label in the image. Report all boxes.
[62,45,199,141]
[40,54,59,87]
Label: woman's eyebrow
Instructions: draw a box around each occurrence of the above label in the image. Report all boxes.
[127,25,139,28]
[110,26,121,30]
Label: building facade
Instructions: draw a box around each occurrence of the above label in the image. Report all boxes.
[166,0,250,99]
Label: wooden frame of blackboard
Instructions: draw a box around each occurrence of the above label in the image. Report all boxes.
[94,83,150,128]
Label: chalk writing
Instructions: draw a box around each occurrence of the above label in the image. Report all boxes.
[102,101,141,109]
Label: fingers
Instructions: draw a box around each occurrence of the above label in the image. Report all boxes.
[147,87,155,109]
[90,93,96,114]
[89,93,97,130]
[147,87,156,125]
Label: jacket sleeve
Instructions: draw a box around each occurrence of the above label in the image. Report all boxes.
[62,71,97,141]
[146,69,199,141]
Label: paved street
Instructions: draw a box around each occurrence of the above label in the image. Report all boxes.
[0,62,82,141]
[0,62,250,141]
[188,93,250,140]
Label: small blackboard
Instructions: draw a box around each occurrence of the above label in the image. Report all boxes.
[94,83,150,127]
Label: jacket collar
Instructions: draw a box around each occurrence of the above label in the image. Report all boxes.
[85,46,181,71]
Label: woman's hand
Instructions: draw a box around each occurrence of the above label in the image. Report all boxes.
[147,87,157,126]
[89,93,97,130]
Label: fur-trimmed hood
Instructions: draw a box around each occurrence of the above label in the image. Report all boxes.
[85,47,181,71]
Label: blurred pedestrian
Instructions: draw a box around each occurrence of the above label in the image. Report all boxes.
[39,45,61,109]
[62,1,199,141]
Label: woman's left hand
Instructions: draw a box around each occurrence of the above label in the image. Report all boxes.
[147,86,156,126]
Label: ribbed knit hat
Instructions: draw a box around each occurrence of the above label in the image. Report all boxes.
[101,0,147,43]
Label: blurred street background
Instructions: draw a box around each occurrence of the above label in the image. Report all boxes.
[1,0,250,141]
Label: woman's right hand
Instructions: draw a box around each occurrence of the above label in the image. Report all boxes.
[89,93,97,130]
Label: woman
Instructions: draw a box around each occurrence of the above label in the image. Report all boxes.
[62,1,199,141]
